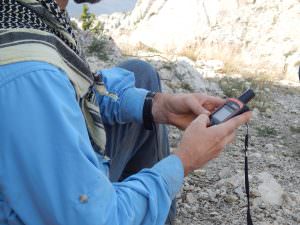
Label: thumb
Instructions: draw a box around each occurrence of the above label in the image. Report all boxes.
[194,114,210,127]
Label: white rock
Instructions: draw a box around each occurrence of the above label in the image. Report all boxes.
[257,172,284,206]
[251,152,262,158]
[225,172,245,188]
[193,169,206,175]
[198,192,210,201]
[218,167,232,179]
[252,108,260,119]
[234,186,245,199]
[257,222,275,225]
[207,189,217,201]
[265,143,274,152]
[186,193,198,204]
[174,59,206,92]
[265,108,273,118]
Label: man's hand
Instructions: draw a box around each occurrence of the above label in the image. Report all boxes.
[173,112,252,176]
[152,93,225,130]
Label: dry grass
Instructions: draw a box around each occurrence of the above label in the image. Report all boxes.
[177,44,200,61]
[121,42,159,56]
[217,74,273,112]
[177,39,284,81]
[188,40,245,73]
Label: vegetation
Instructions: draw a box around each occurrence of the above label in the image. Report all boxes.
[217,76,272,112]
[178,45,199,61]
[80,4,108,61]
[121,42,160,57]
[255,126,278,137]
[161,62,175,71]
[290,126,300,133]
[87,37,109,61]
[80,4,104,35]
[180,82,193,92]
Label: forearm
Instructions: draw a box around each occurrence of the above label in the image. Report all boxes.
[96,67,148,125]
[113,155,184,225]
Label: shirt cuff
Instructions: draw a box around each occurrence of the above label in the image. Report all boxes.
[120,87,148,123]
[151,154,184,199]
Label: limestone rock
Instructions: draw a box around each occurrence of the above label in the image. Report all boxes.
[265,143,274,152]
[218,167,232,179]
[98,0,300,82]
[257,172,284,206]
[186,193,198,204]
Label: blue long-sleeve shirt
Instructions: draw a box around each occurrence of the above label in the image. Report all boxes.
[96,67,149,125]
[0,61,184,225]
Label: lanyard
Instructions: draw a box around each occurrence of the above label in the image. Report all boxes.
[244,123,253,225]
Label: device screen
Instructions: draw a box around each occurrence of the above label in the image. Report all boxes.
[213,105,235,122]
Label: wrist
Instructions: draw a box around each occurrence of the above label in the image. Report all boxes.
[173,150,194,176]
[152,92,170,124]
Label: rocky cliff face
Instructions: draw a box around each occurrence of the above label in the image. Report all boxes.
[98,0,300,82]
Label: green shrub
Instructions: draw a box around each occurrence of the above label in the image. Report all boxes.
[80,4,104,35]
[80,4,108,61]
[87,37,108,61]
[218,76,272,112]
[255,126,277,137]
[290,126,300,133]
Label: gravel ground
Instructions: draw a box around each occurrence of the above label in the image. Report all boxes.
[171,84,300,225]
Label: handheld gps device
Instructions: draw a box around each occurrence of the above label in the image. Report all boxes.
[210,89,255,126]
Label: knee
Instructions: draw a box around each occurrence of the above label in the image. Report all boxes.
[118,59,156,76]
[118,59,161,91]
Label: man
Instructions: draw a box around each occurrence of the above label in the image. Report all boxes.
[0,0,251,224]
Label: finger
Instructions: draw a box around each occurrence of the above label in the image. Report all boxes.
[186,97,210,115]
[194,114,210,127]
[196,94,225,110]
[217,111,252,135]
[214,131,236,155]
[201,108,210,115]
[204,95,226,106]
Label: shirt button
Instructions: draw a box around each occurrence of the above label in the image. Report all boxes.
[79,194,89,203]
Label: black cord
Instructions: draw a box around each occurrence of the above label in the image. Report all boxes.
[244,123,253,225]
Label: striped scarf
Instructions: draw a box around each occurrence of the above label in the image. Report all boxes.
[0,0,94,81]
[0,0,108,154]
[1,0,80,54]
